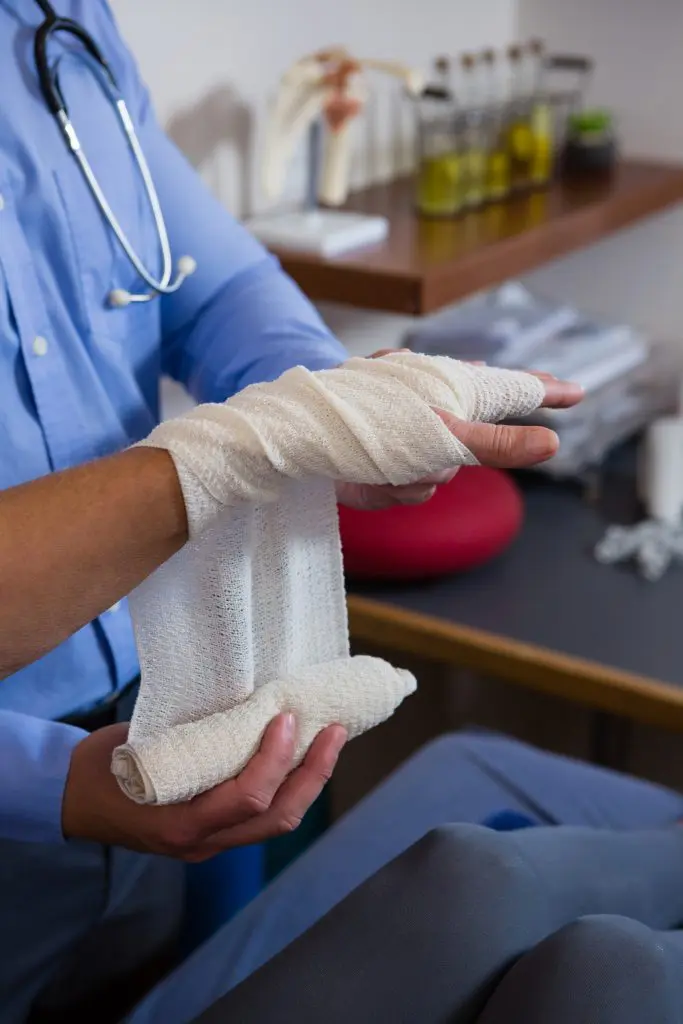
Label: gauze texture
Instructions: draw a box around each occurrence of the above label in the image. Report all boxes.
[111,354,544,804]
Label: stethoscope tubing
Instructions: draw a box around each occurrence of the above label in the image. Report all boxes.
[32,0,195,304]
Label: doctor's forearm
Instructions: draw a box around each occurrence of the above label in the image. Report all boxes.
[0,448,188,679]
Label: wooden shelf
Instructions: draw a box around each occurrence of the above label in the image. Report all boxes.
[273,161,683,315]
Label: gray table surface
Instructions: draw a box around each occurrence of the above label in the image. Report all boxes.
[350,473,683,688]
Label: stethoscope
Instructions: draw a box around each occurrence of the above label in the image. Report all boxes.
[33,0,196,307]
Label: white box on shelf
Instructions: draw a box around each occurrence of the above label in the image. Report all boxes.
[246,209,389,258]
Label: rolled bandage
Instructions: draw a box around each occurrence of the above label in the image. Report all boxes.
[112,353,544,804]
[112,657,414,805]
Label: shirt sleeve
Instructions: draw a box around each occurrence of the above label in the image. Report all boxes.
[0,711,86,844]
[89,2,348,403]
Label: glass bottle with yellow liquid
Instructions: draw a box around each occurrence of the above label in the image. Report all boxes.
[505,45,535,191]
[529,99,554,185]
[416,104,464,218]
[527,40,554,186]
[481,50,511,202]
[462,127,487,209]
[458,54,488,210]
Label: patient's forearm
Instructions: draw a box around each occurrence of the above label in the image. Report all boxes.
[0,448,188,679]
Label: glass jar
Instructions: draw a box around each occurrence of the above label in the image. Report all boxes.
[415,103,463,217]
[484,105,512,202]
[460,109,489,210]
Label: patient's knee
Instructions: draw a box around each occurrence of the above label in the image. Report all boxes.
[521,915,674,1017]
[479,915,677,1023]
[411,824,538,928]
[551,914,671,980]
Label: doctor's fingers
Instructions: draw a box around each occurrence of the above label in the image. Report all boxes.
[186,718,346,851]
[183,713,298,844]
[438,411,559,469]
[197,725,347,857]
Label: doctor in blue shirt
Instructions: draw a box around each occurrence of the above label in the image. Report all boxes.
[9,3,655,1024]
[7,5,682,1024]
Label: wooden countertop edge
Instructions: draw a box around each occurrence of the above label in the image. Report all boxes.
[277,164,683,315]
[347,594,683,732]
[425,166,683,311]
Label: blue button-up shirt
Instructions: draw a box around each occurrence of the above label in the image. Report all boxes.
[0,0,346,842]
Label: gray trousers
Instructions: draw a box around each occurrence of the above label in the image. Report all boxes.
[193,823,683,1024]
[125,733,683,1024]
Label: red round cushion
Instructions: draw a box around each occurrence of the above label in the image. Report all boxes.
[339,466,524,581]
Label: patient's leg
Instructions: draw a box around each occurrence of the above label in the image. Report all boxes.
[126,733,683,1024]
[191,822,683,1024]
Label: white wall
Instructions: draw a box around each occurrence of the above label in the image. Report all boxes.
[518,0,683,341]
[111,0,518,218]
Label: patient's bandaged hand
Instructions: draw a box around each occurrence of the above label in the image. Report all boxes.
[111,354,544,804]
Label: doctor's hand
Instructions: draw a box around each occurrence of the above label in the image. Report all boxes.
[336,353,583,511]
[62,715,346,861]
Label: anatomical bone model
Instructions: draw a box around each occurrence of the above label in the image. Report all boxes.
[262,48,424,207]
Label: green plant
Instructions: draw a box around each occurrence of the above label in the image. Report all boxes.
[567,109,613,136]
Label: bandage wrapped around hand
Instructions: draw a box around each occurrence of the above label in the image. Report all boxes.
[111,353,544,804]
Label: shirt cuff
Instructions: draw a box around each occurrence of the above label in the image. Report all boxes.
[0,711,87,844]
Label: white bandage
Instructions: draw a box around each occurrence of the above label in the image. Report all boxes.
[111,354,544,804]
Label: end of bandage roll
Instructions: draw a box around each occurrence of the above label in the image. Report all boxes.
[111,746,157,805]
[111,656,417,805]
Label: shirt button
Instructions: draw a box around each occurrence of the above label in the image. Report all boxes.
[32,335,49,357]
[108,601,122,614]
